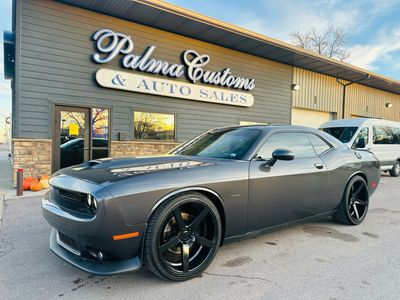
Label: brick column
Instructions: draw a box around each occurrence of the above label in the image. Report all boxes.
[12,138,52,184]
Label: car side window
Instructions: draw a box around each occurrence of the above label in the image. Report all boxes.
[373,126,395,144]
[307,134,331,155]
[353,127,369,148]
[258,132,316,159]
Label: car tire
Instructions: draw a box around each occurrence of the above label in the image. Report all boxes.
[389,161,400,177]
[333,175,369,225]
[144,192,222,281]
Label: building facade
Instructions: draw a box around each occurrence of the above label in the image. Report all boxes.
[5,0,400,182]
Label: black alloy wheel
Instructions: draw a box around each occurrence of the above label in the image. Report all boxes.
[334,175,369,225]
[389,161,400,177]
[144,192,222,281]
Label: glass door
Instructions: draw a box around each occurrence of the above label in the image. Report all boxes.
[53,106,90,172]
[91,108,109,160]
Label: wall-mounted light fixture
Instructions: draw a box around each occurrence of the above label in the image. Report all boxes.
[291,84,300,91]
[385,103,393,108]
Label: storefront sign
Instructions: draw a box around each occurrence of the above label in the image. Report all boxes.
[95,68,254,107]
[92,29,256,91]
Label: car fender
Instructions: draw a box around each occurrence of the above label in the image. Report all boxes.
[147,186,226,220]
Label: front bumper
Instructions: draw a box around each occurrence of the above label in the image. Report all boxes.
[50,229,142,275]
[42,189,146,275]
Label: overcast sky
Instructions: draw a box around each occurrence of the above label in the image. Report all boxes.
[0,0,400,133]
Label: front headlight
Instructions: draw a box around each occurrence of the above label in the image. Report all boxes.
[86,194,97,210]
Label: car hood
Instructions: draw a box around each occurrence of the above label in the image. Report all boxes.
[50,155,217,186]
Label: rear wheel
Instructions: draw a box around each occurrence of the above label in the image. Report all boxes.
[144,192,222,281]
[389,161,400,177]
[334,176,369,225]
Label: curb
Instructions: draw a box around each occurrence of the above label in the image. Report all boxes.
[4,188,50,201]
[0,192,5,228]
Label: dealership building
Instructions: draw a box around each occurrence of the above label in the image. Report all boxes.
[4,0,400,181]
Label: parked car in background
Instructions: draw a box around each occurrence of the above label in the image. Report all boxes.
[43,125,380,281]
[60,138,108,168]
[320,118,400,177]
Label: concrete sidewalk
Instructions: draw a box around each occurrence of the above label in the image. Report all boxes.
[0,144,49,225]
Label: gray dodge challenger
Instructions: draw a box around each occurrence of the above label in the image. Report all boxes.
[42,125,380,281]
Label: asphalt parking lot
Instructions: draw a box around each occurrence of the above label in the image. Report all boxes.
[0,176,399,300]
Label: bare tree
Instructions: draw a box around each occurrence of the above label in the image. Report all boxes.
[134,113,158,139]
[290,25,350,61]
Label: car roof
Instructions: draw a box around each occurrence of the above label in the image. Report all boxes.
[212,124,345,148]
[320,118,400,128]
[210,124,322,133]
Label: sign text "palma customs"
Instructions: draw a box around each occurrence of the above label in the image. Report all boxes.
[92,29,255,91]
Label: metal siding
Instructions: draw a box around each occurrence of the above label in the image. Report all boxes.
[293,67,400,122]
[13,0,22,139]
[17,0,292,140]
[292,67,342,113]
[346,84,400,121]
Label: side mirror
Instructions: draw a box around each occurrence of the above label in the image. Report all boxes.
[267,148,294,167]
[354,137,366,149]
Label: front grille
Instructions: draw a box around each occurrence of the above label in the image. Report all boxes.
[51,188,95,217]
[58,188,87,204]
[57,231,81,256]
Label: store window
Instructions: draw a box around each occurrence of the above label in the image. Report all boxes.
[133,111,175,141]
[92,108,109,159]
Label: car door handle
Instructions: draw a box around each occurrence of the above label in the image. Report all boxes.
[314,162,324,169]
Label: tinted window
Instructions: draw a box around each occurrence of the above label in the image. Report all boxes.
[258,132,316,159]
[392,127,400,144]
[307,134,331,155]
[352,127,369,148]
[173,128,262,160]
[93,139,108,148]
[321,127,358,143]
[373,126,395,144]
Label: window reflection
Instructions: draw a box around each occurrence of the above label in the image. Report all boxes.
[133,111,175,141]
[91,108,109,159]
[60,111,85,145]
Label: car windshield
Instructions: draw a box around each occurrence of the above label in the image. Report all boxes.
[172,128,262,160]
[320,127,358,143]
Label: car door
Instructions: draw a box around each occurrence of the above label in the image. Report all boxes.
[247,131,329,232]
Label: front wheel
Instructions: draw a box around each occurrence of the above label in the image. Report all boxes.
[334,176,369,225]
[144,192,222,281]
[389,161,400,177]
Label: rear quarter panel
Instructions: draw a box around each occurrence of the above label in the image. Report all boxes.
[320,147,380,209]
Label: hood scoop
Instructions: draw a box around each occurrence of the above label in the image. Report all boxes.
[88,160,103,167]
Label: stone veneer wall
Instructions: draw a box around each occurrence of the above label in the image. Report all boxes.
[12,138,52,184]
[110,140,180,157]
